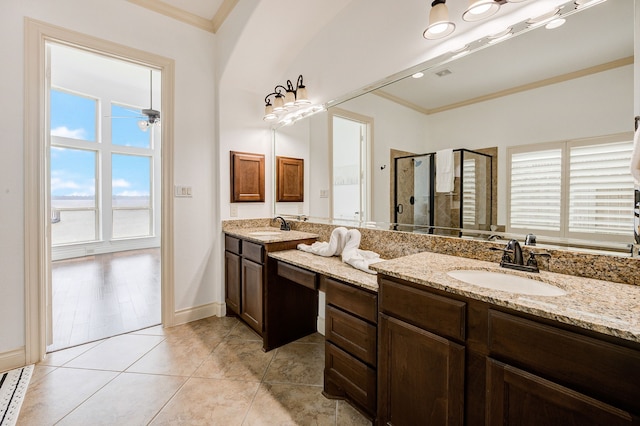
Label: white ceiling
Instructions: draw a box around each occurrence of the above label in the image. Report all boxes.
[372,0,633,112]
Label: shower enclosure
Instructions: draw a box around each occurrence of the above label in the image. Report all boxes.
[393,149,493,235]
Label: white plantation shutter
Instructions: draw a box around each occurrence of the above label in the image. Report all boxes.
[510,149,562,232]
[462,159,476,226]
[568,141,634,236]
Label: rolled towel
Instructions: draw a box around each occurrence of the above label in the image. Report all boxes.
[341,229,383,274]
[297,227,348,257]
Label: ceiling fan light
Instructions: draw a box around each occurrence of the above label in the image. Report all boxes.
[137,120,150,132]
[463,0,500,22]
[294,86,311,105]
[424,1,455,40]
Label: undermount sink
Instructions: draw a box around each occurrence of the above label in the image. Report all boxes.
[248,231,282,236]
[447,270,566,297]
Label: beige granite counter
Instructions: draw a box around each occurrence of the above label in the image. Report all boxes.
[268,250,379,292]
[370,251,640,343]
[223,226,318,245]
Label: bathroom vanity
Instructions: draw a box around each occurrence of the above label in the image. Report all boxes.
[223,226,317,342]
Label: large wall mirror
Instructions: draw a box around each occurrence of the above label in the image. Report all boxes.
[274,0,636,252]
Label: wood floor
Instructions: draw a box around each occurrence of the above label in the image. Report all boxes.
[49,248,161,352]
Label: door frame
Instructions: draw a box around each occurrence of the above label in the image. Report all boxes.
[24,18,176,364]
[328,107,373,222]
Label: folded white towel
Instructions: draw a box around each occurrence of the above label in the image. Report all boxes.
[297,227,348,257]
[341,229,383,274]
[631,127,640,185]
[436,148,455,193]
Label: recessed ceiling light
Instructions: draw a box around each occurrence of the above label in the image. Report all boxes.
[412,72,425,79]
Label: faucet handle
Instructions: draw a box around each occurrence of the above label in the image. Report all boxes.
[527,252,551,270]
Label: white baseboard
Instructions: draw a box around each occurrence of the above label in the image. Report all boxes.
[173,302,225,326]
[0,347,26,373]
[317,316,325,336]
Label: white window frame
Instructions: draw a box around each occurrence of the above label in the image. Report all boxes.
[507,132,635,245]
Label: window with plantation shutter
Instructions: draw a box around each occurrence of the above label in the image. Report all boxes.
[508,134,634,244]
[509,148,562,233]
[568,141,634,237]
[462,159,476,226]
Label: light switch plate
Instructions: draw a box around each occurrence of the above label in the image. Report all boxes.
[174,185,192,198]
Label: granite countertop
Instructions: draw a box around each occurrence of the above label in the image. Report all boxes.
[224,227,318,244]
[369,251,640,343]
[268,250,379,292]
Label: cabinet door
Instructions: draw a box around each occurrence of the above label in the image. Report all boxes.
[241,258,263,333]
[486,358,637,426]
[224,251,241,315]
[378,313,464,426]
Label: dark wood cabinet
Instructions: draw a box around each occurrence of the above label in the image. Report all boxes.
[241,258,263,332]
[276,156,304,202]
[224,250,241,314]
[230,151,265,202]
[486,358,636,426]
[377,274,640,426]
[378,312,465,426]
[323,277,378,419]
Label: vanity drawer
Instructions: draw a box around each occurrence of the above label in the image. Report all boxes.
[243,240,263,264]
[325,341,377,414]
[277,261,317,290]
[326,305,376,366]
[325,277,377,324]
[379,277,466,342]
[488,309,640,412]
[225,235,241,255]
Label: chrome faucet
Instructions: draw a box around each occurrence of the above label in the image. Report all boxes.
[274,216,291,231]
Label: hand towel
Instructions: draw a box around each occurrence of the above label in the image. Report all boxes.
[631,127,640,186]
[436,148,455,193]
[297,227,348,257]
[340,229,383,274]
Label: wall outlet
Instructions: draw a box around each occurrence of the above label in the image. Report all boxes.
[320,189,329,198]
[174,185,192,198]
[230,204,238,217]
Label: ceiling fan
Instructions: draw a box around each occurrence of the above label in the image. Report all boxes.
[109,69,160,132]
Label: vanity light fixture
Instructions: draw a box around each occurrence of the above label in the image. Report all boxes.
[527,8,562,28]
[488,28,513,44]
[574,0,607,9]
[263,75,311,121]
[423,0,456,40]
[463,0,500,22]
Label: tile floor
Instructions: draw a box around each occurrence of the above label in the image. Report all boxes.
[50,248,161,351]
[19,316,372,425]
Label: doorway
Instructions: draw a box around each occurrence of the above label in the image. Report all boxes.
[46,43,163,351]
[330,110,372,223]
[24,18,176,364]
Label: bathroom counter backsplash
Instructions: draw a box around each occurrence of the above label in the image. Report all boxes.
[268,250,378,292]
[370,251,640,343]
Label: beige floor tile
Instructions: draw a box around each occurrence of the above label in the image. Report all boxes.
[244,383,337,426]
[294,332,325,345]
[225,321,263,341]
[126,334,222,377]
[192,340,274,382]
[29,365,57,384]
[263,342,324,386]
[39,340,102,366]
[164,316,239,342]
[56,372,186,426]
[336,400,372,426]
[150,377,259,426]
[17,367,118,425]
[64,334,165,371]
[130,324,167,336]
